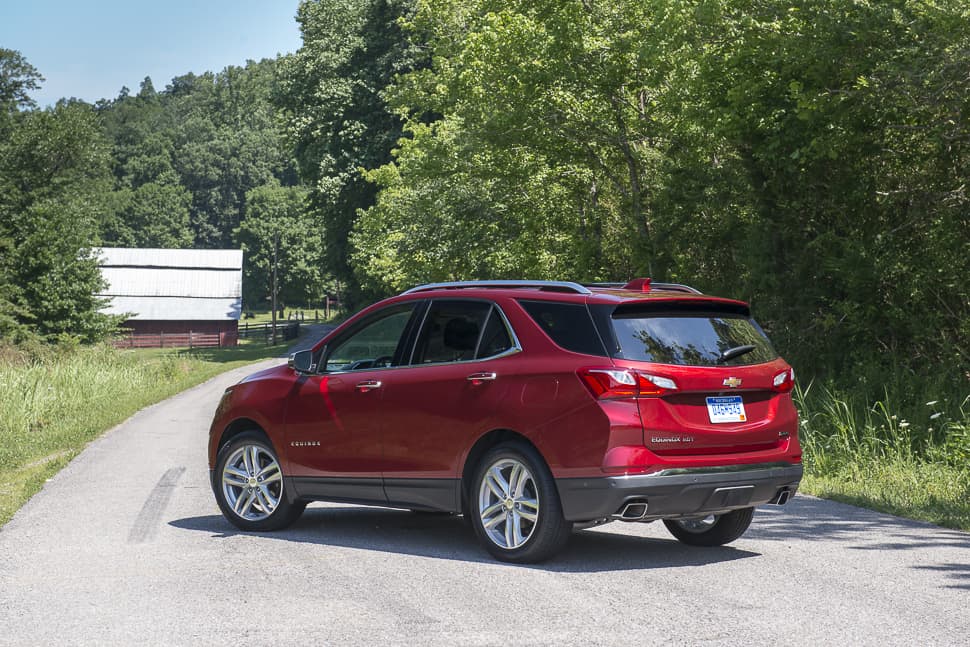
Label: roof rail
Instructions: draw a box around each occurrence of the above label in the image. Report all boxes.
[651,282,703,295]
[402,280,593,295]
[581,280,703,295]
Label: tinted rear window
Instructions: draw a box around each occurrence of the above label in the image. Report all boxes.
[611,311,778,366]
[518,300,607,357]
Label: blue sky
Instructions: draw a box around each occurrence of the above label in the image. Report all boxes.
[0,0,303,106]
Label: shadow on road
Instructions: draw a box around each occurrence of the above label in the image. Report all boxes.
[751,496,970,549]
[170,506,760,573]
[751,495,970,591]
[912,562,970,591]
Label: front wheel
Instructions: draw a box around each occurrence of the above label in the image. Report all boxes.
[663,508,754,546]
[469,443,571,563]
[214,431,305,531]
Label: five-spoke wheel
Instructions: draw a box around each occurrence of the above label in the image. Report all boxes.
[213,431,305,531]
[469,443,571,563]
[221,444,283,521]
[477,458,540,549]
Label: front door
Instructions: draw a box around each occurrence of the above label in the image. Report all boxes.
[284,303,419,501]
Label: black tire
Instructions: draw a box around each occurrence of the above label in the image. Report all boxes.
[468,442,571,563]
[214,431,305,531]
[663,508,754,547]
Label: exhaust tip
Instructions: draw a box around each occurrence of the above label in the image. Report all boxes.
[770,488,792,505]
[613,499,649,521]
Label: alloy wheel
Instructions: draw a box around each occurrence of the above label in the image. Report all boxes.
[477,458,540,549]
[221,444,283,521]
[674,515,719,534]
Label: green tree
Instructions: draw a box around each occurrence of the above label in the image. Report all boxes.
[0,97,119,342]
[98,59,297,250]
[358,0,969,393]
[0,48,43,117]
[235,182,325,311]
[275,0,421,304]
[357,0,698,292]
[688,0,970,375]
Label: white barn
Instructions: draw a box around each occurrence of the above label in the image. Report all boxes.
[97,247,243,347]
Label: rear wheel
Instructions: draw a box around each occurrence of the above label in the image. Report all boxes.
[469,442,571,563]
[214,431,305,531]
[663,508,754,546]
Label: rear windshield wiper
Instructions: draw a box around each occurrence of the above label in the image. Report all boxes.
[717,344,756,364]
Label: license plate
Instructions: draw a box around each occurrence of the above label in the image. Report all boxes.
[706,395,747,423]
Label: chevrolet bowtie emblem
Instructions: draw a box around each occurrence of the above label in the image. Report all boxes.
[723,377,742,388]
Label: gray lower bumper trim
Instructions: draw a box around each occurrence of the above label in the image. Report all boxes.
[556,463,803,522]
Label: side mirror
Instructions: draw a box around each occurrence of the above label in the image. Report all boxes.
[288,349,315,375]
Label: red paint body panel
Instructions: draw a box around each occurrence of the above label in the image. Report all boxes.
[283,372,385,477]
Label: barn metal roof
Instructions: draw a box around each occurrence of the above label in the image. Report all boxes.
[97,247,242,270]
[101,297,243,321]
[96,248,243,321]
[100,268,241,298]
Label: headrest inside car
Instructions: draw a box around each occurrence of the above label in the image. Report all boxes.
[443,318,479,351]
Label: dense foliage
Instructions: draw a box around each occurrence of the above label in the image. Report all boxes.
[1,0,967,398]
[354,0,969,389]
[94,61,330,313]
[0,49,117,342]
[275,0,421,304]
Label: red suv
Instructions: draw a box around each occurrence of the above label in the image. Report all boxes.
[209,280,802,562]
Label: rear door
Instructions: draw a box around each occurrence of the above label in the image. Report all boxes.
[601,302,797,456]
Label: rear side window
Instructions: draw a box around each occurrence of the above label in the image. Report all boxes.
[611,309,778,366]
[519,300,607,357]
[411,300,515,364]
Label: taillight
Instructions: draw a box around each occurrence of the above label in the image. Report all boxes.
[638,373,677,395]
[772,367,795,393]
[578,368,677,399]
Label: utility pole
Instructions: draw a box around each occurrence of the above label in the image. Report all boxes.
[271,231,279,345]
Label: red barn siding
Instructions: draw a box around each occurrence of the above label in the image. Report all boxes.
[115,320,238,348]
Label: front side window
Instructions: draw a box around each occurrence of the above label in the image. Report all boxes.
[324,304,416,372]
[411,300,514,364]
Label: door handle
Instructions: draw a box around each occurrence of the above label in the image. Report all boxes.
[466,372,497,385]
[355,380,382,393]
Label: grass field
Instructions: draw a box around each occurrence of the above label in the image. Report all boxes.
[0,338,293,527]
[796,385,970,531]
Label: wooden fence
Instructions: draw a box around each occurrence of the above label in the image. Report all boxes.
[114,331,238,349]
[114,319,307,349]
[237,321,301,342]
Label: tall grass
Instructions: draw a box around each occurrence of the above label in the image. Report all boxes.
[796,382,970,530]
[0,341,288,526]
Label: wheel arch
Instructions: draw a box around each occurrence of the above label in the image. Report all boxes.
[217,418,271,454]
[459,429,547,514]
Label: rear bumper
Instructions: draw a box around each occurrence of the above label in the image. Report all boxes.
[556,462,803,522]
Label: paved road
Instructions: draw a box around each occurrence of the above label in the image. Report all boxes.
[1,356,968,646]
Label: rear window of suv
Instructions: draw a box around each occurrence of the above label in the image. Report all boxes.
[608,305,778,366]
